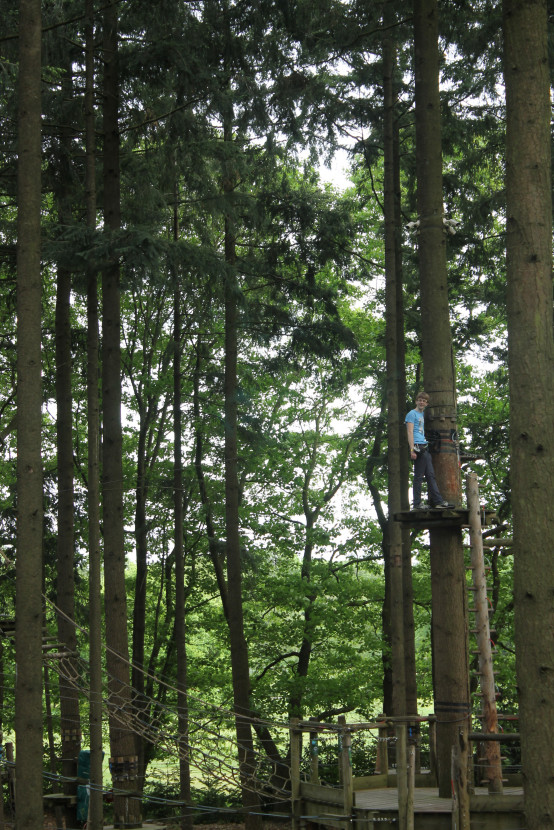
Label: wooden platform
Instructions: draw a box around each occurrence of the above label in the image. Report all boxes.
[393,507,497,530]
[300,782,524,830]
[353,786,524,830]
[43,793,77,807]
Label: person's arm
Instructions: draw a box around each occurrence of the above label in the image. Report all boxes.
[406,421,416,460]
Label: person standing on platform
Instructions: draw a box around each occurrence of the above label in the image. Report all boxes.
[405,391,452,510]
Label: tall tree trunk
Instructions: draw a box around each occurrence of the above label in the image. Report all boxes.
[15,0,44,827]
[56,257,81,823]
[85,1,104,827]
[55,65,81,830]
[132,420,148,789]
[193,336,230,619]
[503,1,554,825]
[374,15,418,724]
[126,294,172,791]
[365,400,393,714]
[289,512,316,718]
[223,110,262,830]
[224,263,261,830]
[393,92,418,729]
[413,0,470,796]
[173,190,192,827]
[102,3,141,825]
[383,22,406,720]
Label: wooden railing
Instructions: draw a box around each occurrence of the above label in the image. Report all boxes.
[290,715,438,830]
[290,717,521,830]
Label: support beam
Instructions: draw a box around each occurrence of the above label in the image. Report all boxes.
[466,474,503,794]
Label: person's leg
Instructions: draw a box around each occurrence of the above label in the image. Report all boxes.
[423,452,444,505]
[412,453,425,506]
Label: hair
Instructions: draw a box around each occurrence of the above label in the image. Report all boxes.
[415,391,430,401]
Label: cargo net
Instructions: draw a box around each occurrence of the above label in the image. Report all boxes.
[38,596,293,807]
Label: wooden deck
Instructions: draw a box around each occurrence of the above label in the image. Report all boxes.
[355,784,523,811]
[393,507,497,530]
[356,785,451,812]
[353,786,524,830]
[300,783,525,830]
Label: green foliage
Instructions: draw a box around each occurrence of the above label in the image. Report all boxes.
[301,729,378,785]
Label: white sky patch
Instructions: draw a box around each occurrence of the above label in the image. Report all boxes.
[318,147,353,192]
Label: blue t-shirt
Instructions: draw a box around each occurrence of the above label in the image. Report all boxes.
[405,408,426,444]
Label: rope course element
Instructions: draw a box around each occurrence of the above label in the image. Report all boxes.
[0,573,294,803]
[46,646,291,800]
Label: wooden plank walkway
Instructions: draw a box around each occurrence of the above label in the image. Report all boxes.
[300,782,525,830]
[355,785,523,812]
[355,787,451,813]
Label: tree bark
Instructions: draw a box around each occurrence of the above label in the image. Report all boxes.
[85,1,104,826]
[173,185,193,830]
[193,337,230,620]
[503,1,554,825]
[55,65,81,830]
[383,26,406,720]
[14,0,44,827]
[223,110,262,830]
[365,401,393,714]
[102,3,141,825]
[56,255,81,825]
[124,291,172,790]
[289,512,316,718]
[413,0,470,797]
[132,415,149,786]
[224,250,262,830]
[394,96,418,730]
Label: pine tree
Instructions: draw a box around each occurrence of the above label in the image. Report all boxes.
[504,0,554,824]
[14,0,44,827]
[413,0,470,796]
[101,2,141,824]
[382,15,406,724]
[53,60,81,828]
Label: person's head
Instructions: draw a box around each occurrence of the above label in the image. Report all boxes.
[415,391,429,409]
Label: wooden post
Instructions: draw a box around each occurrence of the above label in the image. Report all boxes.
[339,718,353,830]
[428,718,437,783]
[406,733,412,830]
[375,717,388,775]
[406,738,415,830]
[290,719,301,830]
[396,722,408,830]
[309,718,319,784]
[459,727,470,830]
[466,474,503,793]
[451,743,458,830]
[451,728,470,830]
